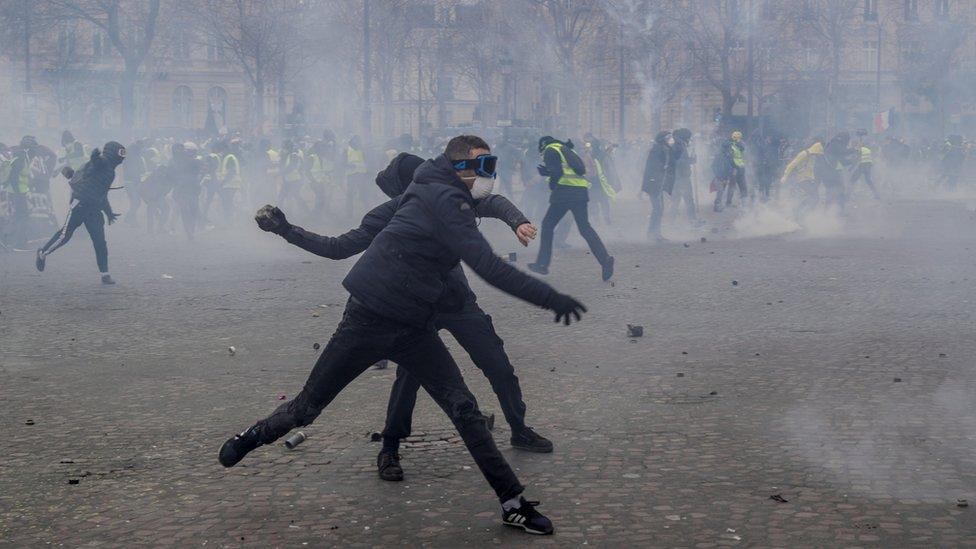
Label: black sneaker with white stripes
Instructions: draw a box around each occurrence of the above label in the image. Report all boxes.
[501,497,554,535]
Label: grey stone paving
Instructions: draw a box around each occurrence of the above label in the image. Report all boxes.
[2,196,976,547]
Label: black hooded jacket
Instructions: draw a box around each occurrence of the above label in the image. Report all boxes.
[341,154,556,327]
[642,131,672,195]
[68,142,125,212]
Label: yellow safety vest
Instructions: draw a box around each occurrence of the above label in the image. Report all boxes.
[595,158,616,199]
[266,149,280,176]
[220,153,243,189]
[64,142,87,171]
[860,146,872,164]
[283,150,304,183]
[544,143,589,188]
[2,158,29,194]
[346,147,367,175]
[731,141,745,168]
[308,153,333,183]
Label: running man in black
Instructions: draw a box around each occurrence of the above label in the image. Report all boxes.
[35,142,126,285]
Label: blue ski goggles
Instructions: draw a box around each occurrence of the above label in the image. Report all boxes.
[453,154,497,178]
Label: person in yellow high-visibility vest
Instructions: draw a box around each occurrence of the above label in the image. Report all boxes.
[277,139,309,216]
[714,130,747,211]
[305,138,335,215]
[527,136,614,281]
[218,142,244,224]
[343,135,369,213]
[849,131,880,199]
[2,144,32,249]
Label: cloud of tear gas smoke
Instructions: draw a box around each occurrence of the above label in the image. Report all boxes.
[780,380,976,500]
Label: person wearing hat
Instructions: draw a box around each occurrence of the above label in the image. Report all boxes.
[35,142,126,284]
[528,136,614,280]
[714,130,747,211]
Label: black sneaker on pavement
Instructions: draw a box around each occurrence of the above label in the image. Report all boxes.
[376,449,404,481]
[502,498,554,535]
[101,274,116,285]
[601,256,615,281]
[510,427,553,453]
[527,263,548,275]
[218,426,262,467]
[35,250,45,272]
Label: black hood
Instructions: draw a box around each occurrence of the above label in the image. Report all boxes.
[411,154,473,202]
[375,152,424,198]
[654,131,671,145]
[102,141,126,167]
[61,130,75,146]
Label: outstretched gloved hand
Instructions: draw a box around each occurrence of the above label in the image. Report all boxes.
[255,204,291,235]
[546,293,587,325]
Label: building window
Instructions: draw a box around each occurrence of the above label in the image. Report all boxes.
[58,23,76,59]
[175,29,191,59]
[207,35,225,61]
[801,40,819,69]
[207,86,228,130]
[864,0,878,21]
[901,40,922,63]
[904,0,918,20]
[172,85,193,127]
[862,40,878,71]
[935,0,949,18]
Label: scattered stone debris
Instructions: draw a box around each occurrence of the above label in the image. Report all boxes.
[284,432,307,450]
[369,432,382,442]
[939,353,947,358]
[67,479,79,485]
[313,342,320,350]
[893,377,902,383]
[25,419,34,426]
[683,243,690,248]
[700,237,707,243]
[676,373,684,377]
[709,391,718,396]
[957,499,969,508]
[161,274,174,279]
[769,494,789,503]
[549,367,556,372]
[627,324,644,337]
[278,394,287,400]
[732,280,738,286]
[681,351,688,355]
[59,460,74,464]
[228,346,236,356]
[312,312,320,318]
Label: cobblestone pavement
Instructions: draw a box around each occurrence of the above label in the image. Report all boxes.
[2,196,976,547]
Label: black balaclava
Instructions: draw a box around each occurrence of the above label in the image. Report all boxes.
[375,152,424,198]
[102,141,127,167]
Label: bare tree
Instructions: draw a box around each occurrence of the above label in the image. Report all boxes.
[48,0,166,132]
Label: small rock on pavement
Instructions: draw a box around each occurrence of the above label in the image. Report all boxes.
[683,243,690,248]
[893,377,902,383]
[769,494,789,503]
[312,312,320,318]
[709,391,718,396]
[627,324,644,337]
[25,419,35,425]
[700,237,707,243]
[732,280,739,286]
[228,346,236,356]
[67,479,79,485]
[313,342,320,350]
[676,373,684,377]
[278,394,287,400]
[958,499,969,508]
[939,353,947,358]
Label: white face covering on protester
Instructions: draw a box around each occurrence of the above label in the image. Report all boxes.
[469,176,495,200]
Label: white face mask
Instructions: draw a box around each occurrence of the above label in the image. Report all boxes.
[469,176,495,200]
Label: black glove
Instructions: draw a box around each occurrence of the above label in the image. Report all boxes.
[255,204,291,235]
[547,293,586,325]
[536,164,550,177]
[61,166,75,180]
[105,211,120,225]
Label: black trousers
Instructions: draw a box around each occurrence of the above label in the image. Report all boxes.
[714,168,747,208]
[382,300,527,441]
[534,199,610,269]
[40,201,108,273]
[252,298,524,502]
[9,193,29,248]
[850,164,880,198]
